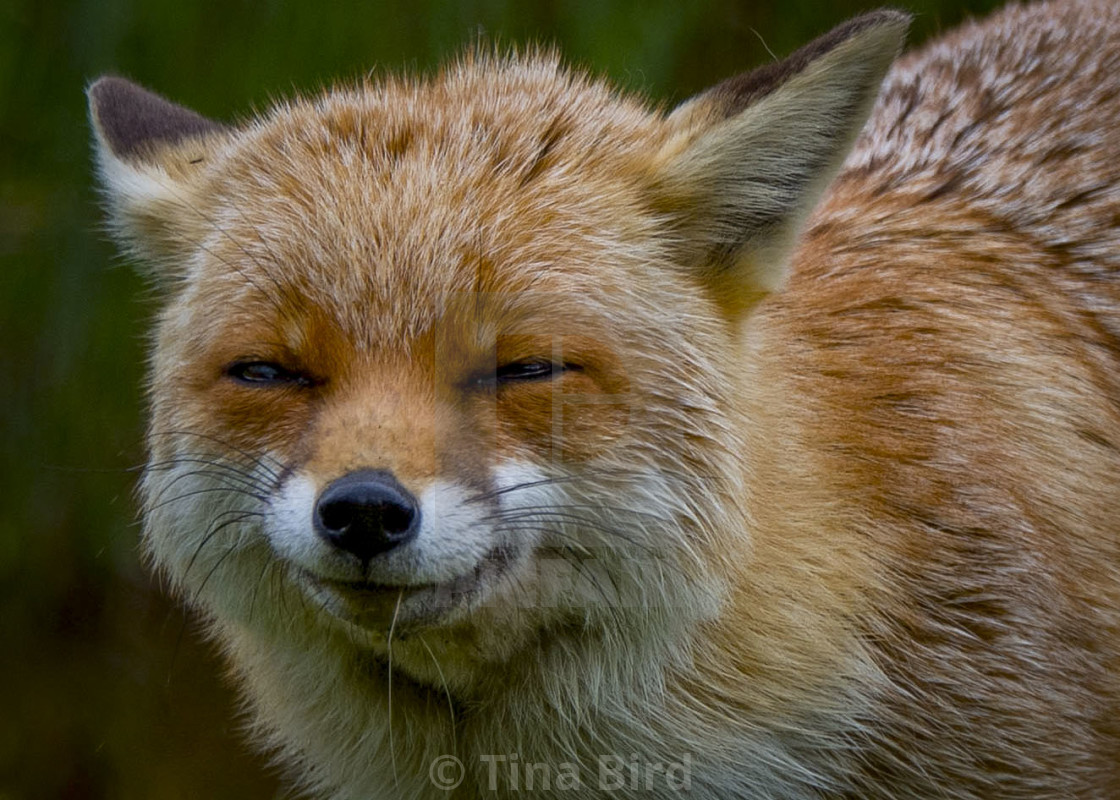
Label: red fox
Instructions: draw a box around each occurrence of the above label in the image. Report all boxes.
[90,0,1120,797]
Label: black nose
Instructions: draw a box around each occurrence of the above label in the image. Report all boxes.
[314,470,420,563]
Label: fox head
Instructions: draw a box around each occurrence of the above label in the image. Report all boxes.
[90,13,906,698]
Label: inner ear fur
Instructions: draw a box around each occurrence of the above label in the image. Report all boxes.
[651,10,910,319]
[88,76,228,284]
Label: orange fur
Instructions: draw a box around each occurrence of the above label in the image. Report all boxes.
[91,2,1120,797]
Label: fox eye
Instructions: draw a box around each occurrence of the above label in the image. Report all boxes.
[492,359,575,386]
[226,360,314,387]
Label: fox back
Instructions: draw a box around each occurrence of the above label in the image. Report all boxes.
[90,1,1120,797]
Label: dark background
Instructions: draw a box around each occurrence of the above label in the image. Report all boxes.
[2,0,1001,797]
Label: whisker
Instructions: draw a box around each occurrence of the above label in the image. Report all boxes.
[529,502,677,526]
[463,472,603,505]
[144,451,273,492]
[164,593,201,691]
[190,538,242,607]
[145,483,267,515]
[493,526,665,587]
[486,509,664,554]
[145,458,274,497]
[418,636,457,751]
[182,508,264,582]
[276,561,308,639]
[387,590,404,790]
[248,547,281,626]
[465,466,709,506]
[490,508,676,549]
[148,429,287,480]
[146,452,276,480]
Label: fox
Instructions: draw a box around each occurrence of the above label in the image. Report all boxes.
[89,0,1120,797]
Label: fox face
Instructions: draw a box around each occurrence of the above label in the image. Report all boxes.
[93,14,905,697]
[101,59,757,689]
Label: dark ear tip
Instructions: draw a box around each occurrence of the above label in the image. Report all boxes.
[87,74,131,116]
[857,8,914,27]
[87,75,225,161]
[88,74,123,94]
[87,75,170,120]
[89,74,127,98]
[826,8,912,47]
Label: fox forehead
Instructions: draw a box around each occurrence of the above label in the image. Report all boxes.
[189,52,676,350]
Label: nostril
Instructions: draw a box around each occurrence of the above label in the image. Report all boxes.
[317,496,415,535]
[313,470,420,562]
[316,498,352,534]
[378,502,415,535]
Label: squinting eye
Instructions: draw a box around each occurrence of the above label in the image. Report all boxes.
[225,360,314,387]
[494,359,573,385]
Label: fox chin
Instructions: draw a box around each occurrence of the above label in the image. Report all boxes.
[92,1,1120,797]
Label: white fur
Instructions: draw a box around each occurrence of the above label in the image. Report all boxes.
[95,152,176,214]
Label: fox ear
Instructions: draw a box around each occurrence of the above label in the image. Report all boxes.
[651,10,909,317]
[88,76,228,281]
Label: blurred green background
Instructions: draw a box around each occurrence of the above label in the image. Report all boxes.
[3,0,1000,797]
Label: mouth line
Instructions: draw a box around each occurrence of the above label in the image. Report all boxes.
[295,545,514,627]
[295,570,444,607]
[316,575,437,594]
